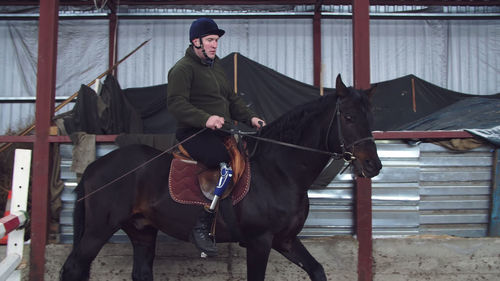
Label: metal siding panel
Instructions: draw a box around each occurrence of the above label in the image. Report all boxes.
[370,19,449,91]
[419,143,493,237]
[0,20,108,134]
[58,141,494,242]
[118,19,191,88]
[321,19,353,87]
[0,20,37,134]
[118,18,313,89]
[304,140,421,237]
[59,144,121,243]
[447,20,500,95]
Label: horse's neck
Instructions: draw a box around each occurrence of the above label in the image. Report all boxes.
[251,123,333,192]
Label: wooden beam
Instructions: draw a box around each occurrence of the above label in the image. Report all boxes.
[30,1,59,280]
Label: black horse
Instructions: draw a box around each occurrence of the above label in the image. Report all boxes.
[60,75,382,281]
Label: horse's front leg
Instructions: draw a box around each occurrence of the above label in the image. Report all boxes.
[246,233,273,281]
[123,222,159,281]
[274,237,326,281]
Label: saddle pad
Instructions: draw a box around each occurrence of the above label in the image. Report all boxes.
[169,158,251,207]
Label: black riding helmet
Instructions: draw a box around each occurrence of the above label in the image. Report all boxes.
[189,17,225,43]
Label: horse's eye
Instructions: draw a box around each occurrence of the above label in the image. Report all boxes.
[344,115,354,122]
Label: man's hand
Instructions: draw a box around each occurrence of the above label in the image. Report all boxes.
[206,115,225,130]
[251,117,266,129]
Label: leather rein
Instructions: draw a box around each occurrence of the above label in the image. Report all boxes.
[223,98,374,163]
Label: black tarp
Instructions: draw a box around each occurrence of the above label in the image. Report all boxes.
[58,52,500,187]
[371,75,500,132]
[61,52,500,144]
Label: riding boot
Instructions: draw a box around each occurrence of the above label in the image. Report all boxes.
[190,208,217,257]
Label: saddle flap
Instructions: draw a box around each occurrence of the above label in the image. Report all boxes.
[173,136,247,202]
[169,158,251,207]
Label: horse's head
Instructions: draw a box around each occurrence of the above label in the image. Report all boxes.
[328,74,382,178]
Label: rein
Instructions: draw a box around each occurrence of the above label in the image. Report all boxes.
[77,97,374,201]
[222,98,374,163]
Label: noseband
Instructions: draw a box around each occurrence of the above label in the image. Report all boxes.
[325,98,374,162]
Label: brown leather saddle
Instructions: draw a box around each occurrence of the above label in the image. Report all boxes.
[169,137,251,208]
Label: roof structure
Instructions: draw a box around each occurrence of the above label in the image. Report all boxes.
[0,0,499,7]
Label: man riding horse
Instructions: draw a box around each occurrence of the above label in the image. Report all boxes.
[167,17,266,256]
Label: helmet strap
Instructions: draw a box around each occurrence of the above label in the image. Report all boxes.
[194,37,214,65]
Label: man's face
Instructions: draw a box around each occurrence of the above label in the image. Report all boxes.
[193,34,220,59]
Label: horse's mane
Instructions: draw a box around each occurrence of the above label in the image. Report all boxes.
[257,88,372,145]
[259,93,337,144]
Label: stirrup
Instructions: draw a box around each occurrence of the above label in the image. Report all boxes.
[209,163,233,210]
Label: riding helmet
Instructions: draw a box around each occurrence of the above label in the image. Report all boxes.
[189,17,225,43]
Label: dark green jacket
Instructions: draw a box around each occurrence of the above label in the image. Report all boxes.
[167,47,257,129]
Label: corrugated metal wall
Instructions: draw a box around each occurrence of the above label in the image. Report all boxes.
[0,20,36,133]
[117,18,314,88]
[1,17,498,134]
[419,142,492,237]
[0,19,108,134]
[59,141,494,243]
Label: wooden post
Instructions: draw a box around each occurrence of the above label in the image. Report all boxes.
[30,1,59,280]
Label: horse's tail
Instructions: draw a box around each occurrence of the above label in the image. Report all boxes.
[72,176,86,248]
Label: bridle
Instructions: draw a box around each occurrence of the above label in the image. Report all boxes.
[224,96,374,163]
[324,98,374,162]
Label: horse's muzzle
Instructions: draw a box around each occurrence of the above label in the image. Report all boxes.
[352,151,382,178]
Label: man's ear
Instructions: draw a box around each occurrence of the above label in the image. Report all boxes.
[192,38,201,48]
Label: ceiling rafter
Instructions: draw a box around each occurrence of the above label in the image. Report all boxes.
[0,0,498,7]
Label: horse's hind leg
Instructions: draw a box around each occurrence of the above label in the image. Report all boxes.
[274,237,326,281]
[122,221,158,281]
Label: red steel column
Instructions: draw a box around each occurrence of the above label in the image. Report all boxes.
[352,0,372,280]
[30,0,59,280]
[313,3,322,87]
[109,2,118,76]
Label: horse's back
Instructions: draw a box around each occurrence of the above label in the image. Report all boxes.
[78,144,172,197]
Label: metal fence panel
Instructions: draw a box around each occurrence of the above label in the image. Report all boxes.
[59,140,494,242]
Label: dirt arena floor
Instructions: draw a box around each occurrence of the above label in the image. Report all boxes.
[6,235,500,280]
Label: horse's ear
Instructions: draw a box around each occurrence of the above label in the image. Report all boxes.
[335,74,347,97]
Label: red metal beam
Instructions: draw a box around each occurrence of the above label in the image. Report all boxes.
[30,0,59,280]
[313,3,322,87]
[1,0,498,7]
[0,136,36,143]
[352,0,372,280]
[109,1,118,76]
[372,130,473,139]
[47,135,118,143]
[0,131,474,144]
